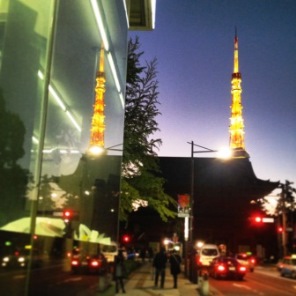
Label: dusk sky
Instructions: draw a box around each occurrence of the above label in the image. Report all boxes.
[129,0,296,188]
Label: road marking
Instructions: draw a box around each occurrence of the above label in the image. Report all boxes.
[55,277,82,285]
[232,283,264,295]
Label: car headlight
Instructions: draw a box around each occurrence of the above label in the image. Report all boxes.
[18,257,25,263]
[2,257,10,262]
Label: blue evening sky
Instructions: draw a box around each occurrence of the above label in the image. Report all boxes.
[129,0,296,187]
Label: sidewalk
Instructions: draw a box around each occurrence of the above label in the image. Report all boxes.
[98,261,200,296]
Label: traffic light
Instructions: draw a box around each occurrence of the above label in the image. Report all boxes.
[277,226,283,233]
[250,215,263,225]
[249,215,274,225]
[122,234,131,244]
[249,215,266,227]
[63,209,74,222]
[254,216,262,223]
[63,210,74,238]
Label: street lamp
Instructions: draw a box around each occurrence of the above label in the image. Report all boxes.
[87,143,123,156]
[188,141,217,244]
[186,141,226,283]
[81,143,123,242]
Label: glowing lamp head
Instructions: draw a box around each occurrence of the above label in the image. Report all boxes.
[88,145,105,156]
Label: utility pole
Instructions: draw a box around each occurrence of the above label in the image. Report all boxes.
[187,141,218,284]
[280,180,295,257]
[281,188,288,257]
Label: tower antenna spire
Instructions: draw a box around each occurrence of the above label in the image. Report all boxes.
[229,29,249,158]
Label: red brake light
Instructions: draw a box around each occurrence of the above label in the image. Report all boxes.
[71,260,79,266]
[217,264,225,271]
[90,260,100,267]
[239,266,247,272]
[250,258,255,264]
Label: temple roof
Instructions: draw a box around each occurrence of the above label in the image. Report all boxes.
[157,156,279,246]
[158,156,279,199]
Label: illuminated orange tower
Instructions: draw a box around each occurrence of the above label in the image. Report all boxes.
[88,46,106,155]
[229,30,249,158]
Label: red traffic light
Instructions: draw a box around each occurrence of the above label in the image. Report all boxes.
[278,226,283,233]
[63,209,73,221]
[122,234,131,243]
[249,215,265,226]
[254,216,262,223]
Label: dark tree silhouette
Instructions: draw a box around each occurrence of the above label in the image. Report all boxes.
[121,37,176,221]
[0,90,29,226]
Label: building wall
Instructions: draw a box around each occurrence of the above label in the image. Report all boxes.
[0,1,128,295]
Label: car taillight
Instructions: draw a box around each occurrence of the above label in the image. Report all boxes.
[239,266,247,272]
[250,258,255,264]
[217,264,225,271]
[71,260,79,266]
[90,260,100,267]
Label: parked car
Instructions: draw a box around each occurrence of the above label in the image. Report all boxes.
[196,244,220,267]
[278,255,296,279]
[209,256,247,280]
[235,253,256,272]
[71,253,108,275]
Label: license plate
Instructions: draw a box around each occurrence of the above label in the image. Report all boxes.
[82,262,88,266]
[229,267,235,271]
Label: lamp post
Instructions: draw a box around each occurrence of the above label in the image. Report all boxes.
[82,143,123,242]
[187,141,218,283]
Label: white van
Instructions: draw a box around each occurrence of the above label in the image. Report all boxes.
[197,244,220,267]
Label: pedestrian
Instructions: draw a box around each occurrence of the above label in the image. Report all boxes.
[148,247,154,262]
[169,250,182,288]
[140,247,146,263]
[113,250,126,294]
[153,246,167,288]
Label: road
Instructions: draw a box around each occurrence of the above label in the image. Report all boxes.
[0,260,108,296]
[1,262,296,296]
[207,265,296,296]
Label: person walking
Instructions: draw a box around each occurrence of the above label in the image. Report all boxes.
[153,246,167,289]
[113,250,126,294]
[169,250,182,288]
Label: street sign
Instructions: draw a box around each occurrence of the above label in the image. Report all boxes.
[262,217,274,223]
[178,212,189,218]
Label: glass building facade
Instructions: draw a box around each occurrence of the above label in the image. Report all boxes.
[0,0,137,295]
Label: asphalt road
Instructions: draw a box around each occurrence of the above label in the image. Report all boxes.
[207,265,296,296]
[1,262,296,296]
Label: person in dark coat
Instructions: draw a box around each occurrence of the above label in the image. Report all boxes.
[169,250,182,288]
[153,247,167,288]
[113,250,126,293]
